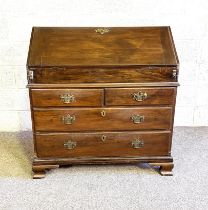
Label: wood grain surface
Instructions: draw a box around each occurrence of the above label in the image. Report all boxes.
[27,27,178,67]
[31,89,103,107]
[105,87,176,106]
[35,131,171,158]
[33,107,172,131]
[26,26,179,177]
[30,67,177,84]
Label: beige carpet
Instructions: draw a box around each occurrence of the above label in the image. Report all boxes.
[0,132,33,179]
[0,127,208,210]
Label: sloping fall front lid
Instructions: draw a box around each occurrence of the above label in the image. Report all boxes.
[27,27,179,68]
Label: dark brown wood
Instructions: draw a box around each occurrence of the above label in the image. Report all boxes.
[32,156,173,178]
[29,67,177,84]
[27,27,178,67]
[33,107,172,132]
[27,82,179,88]
[105,87,175,106]
[169,88,177,154]
[35,131,171,158]
[31,88,104,107]
[26,26,179,178]
[33,156,173,165]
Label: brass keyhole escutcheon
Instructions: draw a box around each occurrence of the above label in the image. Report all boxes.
[101,110,106,117]
[101,135,107,142]
[95,28,110,35]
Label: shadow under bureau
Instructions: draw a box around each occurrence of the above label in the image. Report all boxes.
[26,27,179,178]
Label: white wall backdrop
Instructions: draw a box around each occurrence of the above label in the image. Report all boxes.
[0,0,208,131]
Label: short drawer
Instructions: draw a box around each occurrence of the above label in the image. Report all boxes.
[31,89,103,107]
[33,107,172,132]
[35,131,171,158]
[105,87,175,106]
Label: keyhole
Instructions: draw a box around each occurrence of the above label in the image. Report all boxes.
[101,135,107,142]
[101,110,106,117]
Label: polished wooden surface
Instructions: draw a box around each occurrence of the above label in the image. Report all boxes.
[105,87,175,106]
[28,82,179,88]
[32,157,174,178]
[31,89,104,107]
[35,131,170,158]
[27,27,179,67]
[33,107,172,131]
[26,26,179,178]
[30,67,177,84]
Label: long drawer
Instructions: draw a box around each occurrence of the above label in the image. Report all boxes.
[33,107,172,131]
[105,87,175,106]
[35,131,171,158]
[31,89,103,107]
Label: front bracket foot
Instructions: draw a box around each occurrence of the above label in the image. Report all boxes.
[32,164,59,179]
[149,162,174,176]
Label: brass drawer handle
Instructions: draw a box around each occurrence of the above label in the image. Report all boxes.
[64,140,76,150]
[132,139,144,149]
[133,91,147,101]
[62,114,75,125]
[60,94,75,104]
[131,115,144,124]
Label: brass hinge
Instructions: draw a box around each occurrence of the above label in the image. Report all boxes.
[172,69,178,78]
[27,70,34,82]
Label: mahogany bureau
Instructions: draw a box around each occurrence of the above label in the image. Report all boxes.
[26,27,179,178]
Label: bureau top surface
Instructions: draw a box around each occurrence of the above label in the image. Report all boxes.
[27,27,179,68]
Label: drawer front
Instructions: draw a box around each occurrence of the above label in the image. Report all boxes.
[105,88,175,106]
[31,89,103,107]
[33,107,172,131]
[30,67,177,84]
[35,131,171,158]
